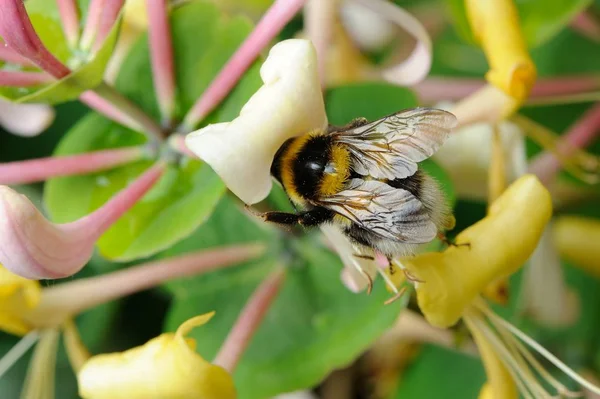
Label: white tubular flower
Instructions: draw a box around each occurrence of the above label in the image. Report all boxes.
[185,39,328,205]
[433,103,527,201]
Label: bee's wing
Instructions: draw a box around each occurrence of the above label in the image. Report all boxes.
[333,108,457,179]
[317,179,437,243]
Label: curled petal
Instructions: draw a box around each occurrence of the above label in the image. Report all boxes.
[346,0,432,86]
[185,39,327,204]
[0,100,55,137]
[78,312,236,399]
[0,163,164,279]
[553,216,600,278]
[465,0,536,103]
[0,264,41,335]
[340,1,397,52]
[433,104,527,201]
[402,175,552,328]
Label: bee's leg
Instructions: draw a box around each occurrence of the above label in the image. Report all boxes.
[438,232,471,249]
[245,206,301,227]
[353,254,375,260]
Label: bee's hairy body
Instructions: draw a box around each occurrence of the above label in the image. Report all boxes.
[270,129,453,257]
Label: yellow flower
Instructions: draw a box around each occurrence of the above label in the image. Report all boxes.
[465,0,536,103]
[0,265,41,336]
[399,174,552,328]
[78,312,236,399]
[553,216,600,277]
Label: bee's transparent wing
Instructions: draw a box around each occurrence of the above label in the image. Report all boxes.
[333,108,457,179]
[318,179,437,243]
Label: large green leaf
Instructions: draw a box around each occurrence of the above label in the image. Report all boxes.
[162,196,405,399]
[0,1,120,104]
[446,0,592,49]
[44,1,262,261]
[394,345,485,398]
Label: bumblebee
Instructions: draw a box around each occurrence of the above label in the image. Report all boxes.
[260,107,458,259]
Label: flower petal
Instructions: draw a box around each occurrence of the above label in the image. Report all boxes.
[0,100,55,137]
[433,104,527,201]
[402,175,552,328]
[185,39,327,204]
[78,312,236,399]
[465,0,536,102]
[553,216,600,277]
[0,264,41,336]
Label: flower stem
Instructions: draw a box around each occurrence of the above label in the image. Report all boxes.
[92,0,124,52]
[0,146,146,185]
[0,43,35,66]
[57,0,80,48]
[27,244,266,328]
[180,0,307,132]
[147,0,176,127]
[80,0,105,50]
[0,0,70,78]
[213,267,286,372]
[82,82,165,141]
[0,331,39,379]
[527,102,600,184]
[64,161,166,239]
[413,76,600,104]
[0,70,52,86]
[570,10,600,43]
[304,0,338,86]
[167,134,197,158]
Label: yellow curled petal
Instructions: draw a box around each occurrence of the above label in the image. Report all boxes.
[0,265,41,336]
[553,216,600,277]
[402,175,551,328]
[465,0,536,103]
[78,312,236,399]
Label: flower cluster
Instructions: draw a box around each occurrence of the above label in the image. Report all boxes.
[1,0,600,398]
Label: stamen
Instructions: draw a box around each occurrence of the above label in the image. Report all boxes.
[21,329,60,399]
[0,330,39,379]
[479,302,600,395]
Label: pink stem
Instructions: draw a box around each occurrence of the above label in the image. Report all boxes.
[35,244,266,321]
[570,11,600,43]
[213,268,286,372]
[64,161,166,239]
[180,0,307,131]
[147,0,176,125]
[0,146,145,185]
[0,44,36,67]
[80,0,105,50]
[80,82,165,141]
[414,76,600,103]
[0,0,71,78]
[529,102,600,183]
[91,0,125,52]
[0,70,52,86]
[304,0,335,86]
[57,0,80,48]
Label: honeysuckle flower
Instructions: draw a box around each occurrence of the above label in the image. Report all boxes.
[0,99,55,137]
[185,39,327,205]
[0,264,41,336]
[0,245,264,396]
[0,162,166,279]
[399,174,551,329]
[340,0,397,52]
[465,0,536,105]
[520,224,579,327]
[554,216,600,278]
[77,312,236,399]
[433,103,527,201]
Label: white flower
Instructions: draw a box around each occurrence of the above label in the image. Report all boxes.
[433,102,527,201]
[185,39,327,205]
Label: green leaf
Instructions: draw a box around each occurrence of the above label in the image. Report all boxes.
[446,0,592,49]
[44,1,262,261]
[162,197,405,399]
[325,83,456,205]
[394,345,485,398]
[0,2,121,104]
